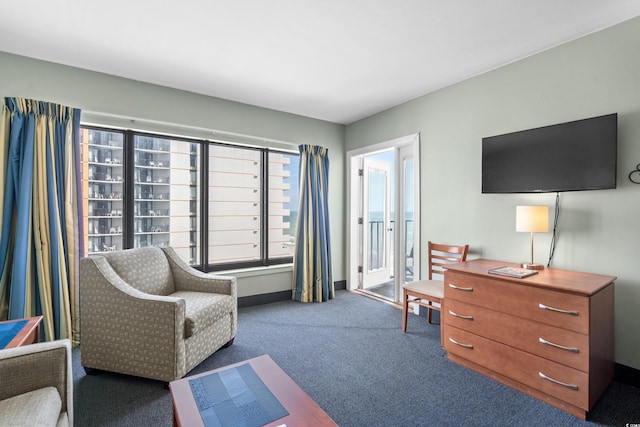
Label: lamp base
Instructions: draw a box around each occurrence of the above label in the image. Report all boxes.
[521,262,545,270]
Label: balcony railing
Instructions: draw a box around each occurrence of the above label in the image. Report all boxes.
[368,219,414,279]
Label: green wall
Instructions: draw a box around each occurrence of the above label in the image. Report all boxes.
[0,51,346,299]
[346,16,640,369]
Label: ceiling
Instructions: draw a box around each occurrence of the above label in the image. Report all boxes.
[2,1,640,125]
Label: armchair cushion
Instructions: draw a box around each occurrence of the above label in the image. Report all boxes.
[0,387,61,427]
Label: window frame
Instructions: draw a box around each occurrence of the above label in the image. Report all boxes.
[80,125,298,272]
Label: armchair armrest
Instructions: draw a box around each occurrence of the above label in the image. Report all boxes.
[0,339,73,426]
[162,247,237,299]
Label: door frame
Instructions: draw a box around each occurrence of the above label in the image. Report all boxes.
[346,133,421,300]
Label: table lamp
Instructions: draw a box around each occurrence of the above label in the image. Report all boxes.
[516,205,549,270]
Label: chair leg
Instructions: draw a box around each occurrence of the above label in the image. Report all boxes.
[427,306,433,324]
[402,291,409,332]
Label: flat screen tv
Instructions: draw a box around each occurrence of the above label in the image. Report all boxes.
[482,113,617,193]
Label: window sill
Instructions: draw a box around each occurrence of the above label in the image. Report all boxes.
[213,263,293,278]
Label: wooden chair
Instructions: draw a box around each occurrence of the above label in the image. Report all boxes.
[402,241,469,333]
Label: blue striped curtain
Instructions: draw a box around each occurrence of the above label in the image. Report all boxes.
[293,145,333,302]
[0,98,81,343]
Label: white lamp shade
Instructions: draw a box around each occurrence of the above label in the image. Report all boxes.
[516,205,549,233]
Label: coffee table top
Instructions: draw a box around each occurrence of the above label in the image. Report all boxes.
[170,354,337,427]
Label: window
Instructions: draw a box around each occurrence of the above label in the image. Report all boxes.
[133,134,201,265]
[82,128,125,254]
[269,151,299,260]
[80,126,299,271]
[208,144,261,265]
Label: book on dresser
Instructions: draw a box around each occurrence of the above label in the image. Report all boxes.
[443,259,616,420]
[488,266,539,278]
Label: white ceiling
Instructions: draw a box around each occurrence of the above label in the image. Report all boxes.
[2,1,640,125]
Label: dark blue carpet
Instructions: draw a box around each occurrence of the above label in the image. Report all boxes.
[73,290,640,426]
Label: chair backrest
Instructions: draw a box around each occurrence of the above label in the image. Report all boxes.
[100,247,175,295]
[427,241,469,280]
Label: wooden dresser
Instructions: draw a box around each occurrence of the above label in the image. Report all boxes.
[443,259,615,420]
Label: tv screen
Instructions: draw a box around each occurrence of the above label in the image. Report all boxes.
[482,113,617,193]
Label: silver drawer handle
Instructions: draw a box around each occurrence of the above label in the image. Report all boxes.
[448,283,473,292]
[538,372,579,390]
[538,303,579,316]
[448,337,474,349]
[539,337,580,353]
[449,310,474,320]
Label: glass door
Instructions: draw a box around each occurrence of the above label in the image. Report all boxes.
[399,147,415,286]
[362,157,392,290]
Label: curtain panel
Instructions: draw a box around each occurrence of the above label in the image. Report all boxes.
[0,98,81,344]
[293,145,333,302]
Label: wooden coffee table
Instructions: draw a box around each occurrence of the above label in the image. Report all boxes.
[170,354,337,427]
[0,316,42,349]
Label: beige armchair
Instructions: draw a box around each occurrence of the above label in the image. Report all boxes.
[0,339,73,427]
[80,246,237,382]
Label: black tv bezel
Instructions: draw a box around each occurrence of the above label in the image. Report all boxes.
[481,113,618,194]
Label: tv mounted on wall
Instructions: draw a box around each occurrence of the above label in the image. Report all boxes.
[482,113,617,193]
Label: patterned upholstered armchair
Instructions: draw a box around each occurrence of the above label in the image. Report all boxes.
[80,246,237,382]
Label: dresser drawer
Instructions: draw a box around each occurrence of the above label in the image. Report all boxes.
[445,271,589,334]
[444,326,589,409]
[444,299,589,371]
